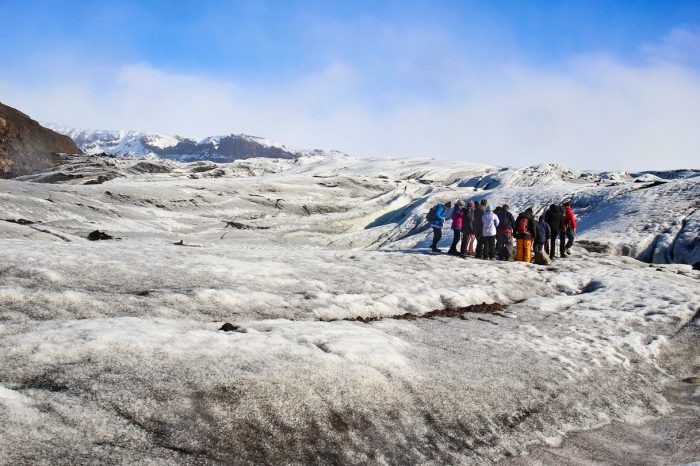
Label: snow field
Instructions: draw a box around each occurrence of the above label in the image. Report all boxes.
[1,153,698,463]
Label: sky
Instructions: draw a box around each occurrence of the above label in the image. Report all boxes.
[1,0,700,170]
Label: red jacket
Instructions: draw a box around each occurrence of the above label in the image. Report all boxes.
[563,206,576,230]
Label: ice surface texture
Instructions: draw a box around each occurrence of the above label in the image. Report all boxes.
[1,154,698,464]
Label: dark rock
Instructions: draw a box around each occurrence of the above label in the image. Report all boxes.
[224,221,270,230]
[344,302,506,323]
[4,218,34,225]
[219,322,243,332]
[87,230,113,241]
[189,163,218,173]
[83,174,116,185]
[0,101,82,178]
[131,161,171,174]
[31,172,84,183]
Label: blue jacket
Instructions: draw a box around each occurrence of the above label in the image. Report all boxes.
[430,203,447,228]
[536,218,551,243]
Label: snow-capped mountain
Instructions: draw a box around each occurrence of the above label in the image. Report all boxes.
[46,125,341,162]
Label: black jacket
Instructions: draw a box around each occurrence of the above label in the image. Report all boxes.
[497,210,515,232]
[473,205,485,233]
[461,208,475,234]
[545,204,563,233]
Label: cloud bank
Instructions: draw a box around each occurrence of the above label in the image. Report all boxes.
[2,28,699,171]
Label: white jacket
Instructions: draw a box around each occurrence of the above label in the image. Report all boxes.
[482,212,500,236]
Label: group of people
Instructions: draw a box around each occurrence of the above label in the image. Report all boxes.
[427,199,576,263]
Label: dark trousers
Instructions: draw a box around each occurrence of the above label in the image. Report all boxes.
[431,227,442,249]
[483,235,496,259]
[475,233,484,258]
[449,229,461,253]
[560,229,575,256]
[549,229,560,258]
[496,231,512,260]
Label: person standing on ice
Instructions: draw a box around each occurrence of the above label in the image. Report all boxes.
[535,215,551,254]
[448,200,465,255]
[492,205,502,257]
[560,201,577,257]
[429,201,452,252]
[474,199,487,259]
[496,204,515,260]
[514,208,537,262]
[481,205,500,260]
[460,200,476,257]
[544,203,563,259]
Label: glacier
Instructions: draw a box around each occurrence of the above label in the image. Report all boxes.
[0,153,698,464]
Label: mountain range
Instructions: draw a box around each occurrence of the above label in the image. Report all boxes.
[46,125,343,162]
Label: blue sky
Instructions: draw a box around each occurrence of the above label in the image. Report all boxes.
[2,0,700,169]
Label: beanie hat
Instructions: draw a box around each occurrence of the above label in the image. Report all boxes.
[486,205,492,212]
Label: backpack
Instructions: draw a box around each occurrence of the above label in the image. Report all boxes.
[534,250,551,265]
[426,204,439,222]
[517,217,528,236]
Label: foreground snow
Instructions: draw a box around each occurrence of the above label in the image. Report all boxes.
[0,154,698,464]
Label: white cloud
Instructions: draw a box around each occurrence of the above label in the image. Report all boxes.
[2,28,700,171]
[642,26,700,67]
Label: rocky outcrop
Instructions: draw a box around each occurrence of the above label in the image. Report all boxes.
[0,102,82,178]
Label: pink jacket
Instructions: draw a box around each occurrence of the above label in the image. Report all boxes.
[451,207,463,230]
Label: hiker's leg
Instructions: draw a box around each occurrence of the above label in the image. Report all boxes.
[488,236,496,259]
[449,229,460,253]
[505,236,514,261]
[524,239,533,263]
[559,230,566,257]
[432,227,441,249]
[565,229,575,251]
